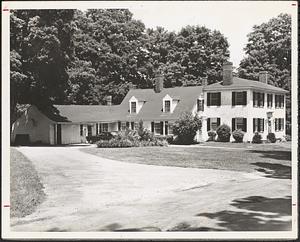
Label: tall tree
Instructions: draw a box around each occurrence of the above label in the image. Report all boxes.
[238,13,291,131]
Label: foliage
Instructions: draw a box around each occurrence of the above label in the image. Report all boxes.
[284,134,291,141]
[207,130,217,141]
[137,120,156,141]
[86,132,114,143]
[238,13,291,125]
[232,129,244,143]
[252,132,263,144]
[173,112,202,144]
[267,133,276,143]
[216,124,231,142]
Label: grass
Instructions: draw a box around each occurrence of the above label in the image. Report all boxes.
[10,147,45,218]
[82,142,291,174]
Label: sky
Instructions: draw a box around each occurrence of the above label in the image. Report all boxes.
[128,1,295,68]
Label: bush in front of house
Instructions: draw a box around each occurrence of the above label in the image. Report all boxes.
[216,124,231,142]
[267,133,276,143]
[207,130,217,141]
[284,134,291,141]
[173,112,202,145]
[232,129,244,143]
[96,138,134,148]
[252,132,262,144]
[86,132,114,143]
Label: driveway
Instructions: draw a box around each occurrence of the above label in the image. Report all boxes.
[11,146,291,232]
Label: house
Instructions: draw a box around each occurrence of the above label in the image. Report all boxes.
[11,62,288,145]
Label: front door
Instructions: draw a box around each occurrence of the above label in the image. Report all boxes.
[56,124,62,145]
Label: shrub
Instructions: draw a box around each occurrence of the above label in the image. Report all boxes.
[216,124,231,142]
[96,138,134,148]
[267,133,276,143]
[232,129,244,143]
[86,132,114,143]
[173,112,202,145]
[252,132,262,144]
[284,134,291,141]
[207,130,217,141]
[137,120,156,141]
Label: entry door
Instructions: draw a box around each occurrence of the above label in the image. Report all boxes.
[56,124,62,145]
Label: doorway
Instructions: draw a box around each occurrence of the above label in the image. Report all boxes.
[56,124,62,145]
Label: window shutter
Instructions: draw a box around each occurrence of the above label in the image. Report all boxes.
[218,92,221,106]
[253,92,256,106]
[253,118,256,132]
[160,121,164,135]
[232,92,236,106]
[207,93,211,106]
[217,118,221,127]
[243,118,247,132]
[118,121,121,131]
[165,121,168,135]
[282,118,284,130]
[262,93,265,107]
[261,119,264,132]
[232,118,236,131]
[243,91,247,105]
[207,118,211,131]
[151,122,154,133]
[282,95,284,108]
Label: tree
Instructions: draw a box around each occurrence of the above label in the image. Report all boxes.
[10,9,76,123]
[238,13,291,131]
[173,112,202,144]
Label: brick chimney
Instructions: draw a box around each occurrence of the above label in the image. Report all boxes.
[223,61,233,86]
[105,96,112,106]
[259,71,268,84]
[154,74,164,93]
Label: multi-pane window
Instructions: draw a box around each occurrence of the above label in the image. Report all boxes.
[168,123,173,135]
[99,123,109,132]
[130,122,137,130]
[253,92,265,107]
[253,118,264,132]
[232,92,247,106]
[154,122,162,135]
[267,94,273,108]
[164,100,171,112]
[121,122,127,131]
[232,118,247,132]
[207,118,220,131]
[80,124,83,136]
[131,102,137,113]
[275,95,284,108]
[197,99,204,112]
[275,118,284,131]
[207,92,221,106]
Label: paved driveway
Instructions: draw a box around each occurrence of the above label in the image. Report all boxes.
[11,146,291,232]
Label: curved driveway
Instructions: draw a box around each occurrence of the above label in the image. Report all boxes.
[11,146,291,232]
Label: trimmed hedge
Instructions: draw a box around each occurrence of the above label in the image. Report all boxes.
[267,133,276,143]
[216,124,231,142]
[86,132,114,143]
[252,132,262,144]
[207,130,217,141]
[232,129,244,143]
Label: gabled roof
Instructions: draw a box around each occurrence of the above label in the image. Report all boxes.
[115,86,203,122]
[204,77,289,93]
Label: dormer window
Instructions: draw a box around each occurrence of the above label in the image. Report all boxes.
[131,102,137,113]
[164,100,171,113]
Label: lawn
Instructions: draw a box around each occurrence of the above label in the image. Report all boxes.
[82,142,291,177]
[10,147,45,217]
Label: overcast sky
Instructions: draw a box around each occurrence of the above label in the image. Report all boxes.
[129,1,295,68]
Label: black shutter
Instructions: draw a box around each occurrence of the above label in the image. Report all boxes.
[243,118,247,132]
[257,118,261,132]
[207,118,211,131]
[253,92,256,107]
[232,92,236,106]
[165,121,168,135]
[131,122,134,130]
[160,121,164,135]
[218,92,221,106]
[118,121,121,131]
[262,93,265,107]
[217,118,221,127]
[232,118,236,131]
[253,118,255,132]
[243,91,247,105]
[151,122,154,133]
[275,95,278,108]
[282,95,284,108]
[207,93,211,106]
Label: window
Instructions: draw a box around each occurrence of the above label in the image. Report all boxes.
[267,94,273,108]
[80,124,83,136]
[164,100,171,112]
[253,92,265,107]
[232,92,247,106]
[152,121,163,135]
[99,123,109,132]
[207,92,221,106]
[130,122,136,130]
[232,118,247,132]
[121,122,127,131]
[275,95,284,108]
[168,123,173,135]
[207,118,220,131]
[197,99,204,112]
[131,102,137,113]
[253,118,264,132]
[275,118,284,131]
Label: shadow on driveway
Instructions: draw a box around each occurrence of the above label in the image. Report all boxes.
[247,150,291,161]
[169,196,292,231]
[251,162,291,179]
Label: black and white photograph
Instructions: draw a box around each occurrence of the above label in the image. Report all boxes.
[1,0,298,240]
